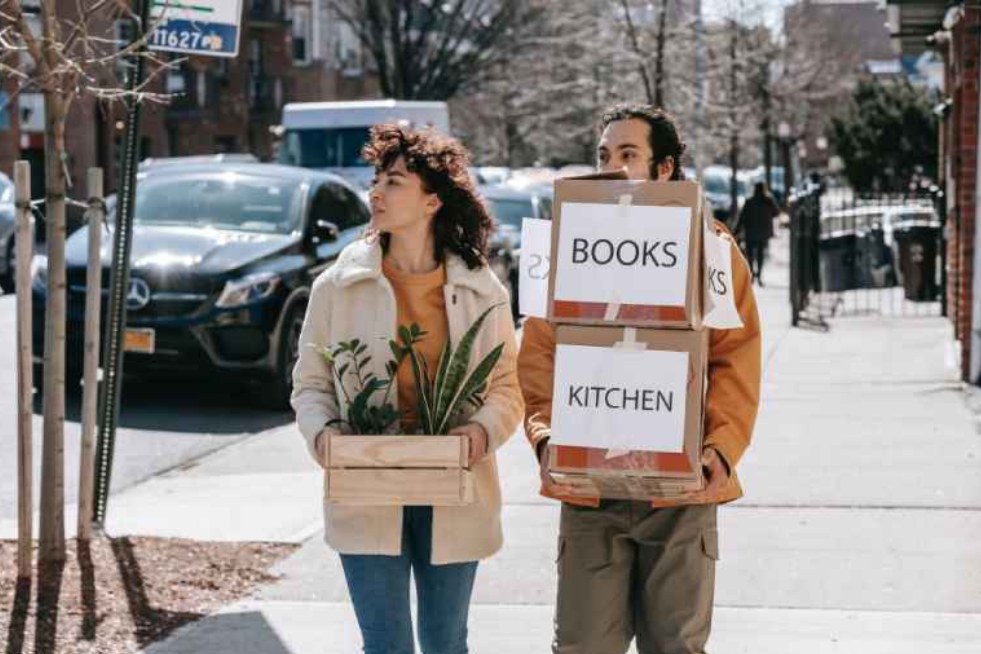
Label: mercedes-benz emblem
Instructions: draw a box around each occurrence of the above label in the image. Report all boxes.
[127,277,151,311]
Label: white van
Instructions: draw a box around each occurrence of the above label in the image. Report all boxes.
[277,100,450,188]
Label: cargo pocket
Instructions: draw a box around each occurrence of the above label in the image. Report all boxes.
[701,528,720,561]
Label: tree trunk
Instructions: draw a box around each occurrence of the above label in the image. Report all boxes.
[728,19,739,230]
[653,0,669,108]
[39,89,68,565]
[15,161,34,579]
[77,169,103,541]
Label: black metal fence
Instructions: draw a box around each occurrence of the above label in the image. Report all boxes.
[790,186,946,326]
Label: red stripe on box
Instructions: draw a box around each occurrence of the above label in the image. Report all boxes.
[553,445,694,473]
[552,301,687,322]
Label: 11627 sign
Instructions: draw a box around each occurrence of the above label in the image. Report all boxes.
[148,0,243,58]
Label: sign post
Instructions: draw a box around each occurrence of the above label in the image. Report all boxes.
[91,0,244,529]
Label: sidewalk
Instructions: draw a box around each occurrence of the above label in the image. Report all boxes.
[113,232,981,653]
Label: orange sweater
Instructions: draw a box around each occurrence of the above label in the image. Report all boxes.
[383,259,449,434]
[518,222,762,507]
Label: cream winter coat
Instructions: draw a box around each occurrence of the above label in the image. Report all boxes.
[290,237,523,565]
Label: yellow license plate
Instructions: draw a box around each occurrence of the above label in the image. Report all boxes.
[124,328,155,354]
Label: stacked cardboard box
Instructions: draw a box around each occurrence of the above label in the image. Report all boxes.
[544,175,710,500]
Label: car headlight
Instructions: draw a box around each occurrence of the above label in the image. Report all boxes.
[30,255,48,292]
[215,272,280,308]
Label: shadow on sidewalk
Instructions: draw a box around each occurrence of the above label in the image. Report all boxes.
[34,559,65,654]
[143,611,293,654]
[110,537,201,647]
[3,578,30,654]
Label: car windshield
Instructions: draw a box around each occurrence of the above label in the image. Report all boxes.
[488,197,535,228]
[120,172,304,234]
[0,176,12,204]
[279,127,371,168]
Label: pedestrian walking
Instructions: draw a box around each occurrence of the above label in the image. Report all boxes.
[518,104,762,654]
[291,124,523,654]
[735,181,780,286]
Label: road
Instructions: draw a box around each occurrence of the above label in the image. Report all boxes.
[0,292,293,531]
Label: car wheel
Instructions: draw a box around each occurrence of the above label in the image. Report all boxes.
[266,301,306,410]
[0,238,15,294]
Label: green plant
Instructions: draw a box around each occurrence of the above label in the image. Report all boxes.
[317,338,403,435]
[394,304,505,435]
[317,304,504,436]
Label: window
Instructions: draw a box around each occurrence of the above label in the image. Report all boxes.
[309,182,369,232]
[196,71,208,108]
[166,61,186,94]
[337,22,362,75]
[278,127,371,168]
[215,136,239,153]
[292,5,312,65]
[126,172,305,234]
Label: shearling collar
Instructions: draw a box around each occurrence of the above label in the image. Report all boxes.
[333,237,498,296]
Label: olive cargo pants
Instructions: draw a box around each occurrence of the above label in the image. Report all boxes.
[553,501,719,654]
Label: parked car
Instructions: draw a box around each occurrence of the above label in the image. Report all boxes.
[0,172,16,293]
[481,182,553,318]
[30,161,370,407]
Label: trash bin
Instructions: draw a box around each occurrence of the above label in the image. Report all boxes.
[819,228,859,292]
[856,223,896,289]
[894,220,941,301]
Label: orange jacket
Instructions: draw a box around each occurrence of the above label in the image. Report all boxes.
[518,222,762,508]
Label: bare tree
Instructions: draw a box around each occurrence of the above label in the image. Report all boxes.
[328,0,540,100]
[0,0,169,565]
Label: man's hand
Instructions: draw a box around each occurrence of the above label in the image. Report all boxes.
[448,422,489,466]
[538,440,578,495]
[683,447,730,503]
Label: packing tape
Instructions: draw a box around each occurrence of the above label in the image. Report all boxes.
[607,327,647,460]
[603,195,634,323]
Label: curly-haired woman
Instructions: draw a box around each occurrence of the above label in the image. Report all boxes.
[291,124,523,654]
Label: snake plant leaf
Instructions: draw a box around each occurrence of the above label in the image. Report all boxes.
[434,304,500,427]
[436,342,504,434]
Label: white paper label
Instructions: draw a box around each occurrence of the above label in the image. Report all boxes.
[702,228,744,329]
[550,344,689,453]
[519,218,552,318]
[553,202,692,307]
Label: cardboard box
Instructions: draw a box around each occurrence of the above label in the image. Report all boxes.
[546,325,707,500]
[325,434,474,506]
[547,179,704,329]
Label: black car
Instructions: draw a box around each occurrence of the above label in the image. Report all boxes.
[30,161,370,407]
[482,182,553,319]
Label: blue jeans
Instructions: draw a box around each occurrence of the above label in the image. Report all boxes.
[340,506,479,654]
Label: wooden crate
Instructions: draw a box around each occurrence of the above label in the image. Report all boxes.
[325,434,474,506]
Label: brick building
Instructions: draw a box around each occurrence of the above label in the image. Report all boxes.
[887,1,980,382]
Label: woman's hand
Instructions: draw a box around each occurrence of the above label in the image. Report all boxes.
[448,422,489,466]
[314,429,331,469]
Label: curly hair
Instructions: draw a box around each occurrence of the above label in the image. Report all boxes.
[599,104,688,181]
[361,123,493,270]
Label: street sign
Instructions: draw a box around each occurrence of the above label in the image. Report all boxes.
[148,0,243,58]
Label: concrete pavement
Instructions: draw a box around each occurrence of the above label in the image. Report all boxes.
[58,231,981,652]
